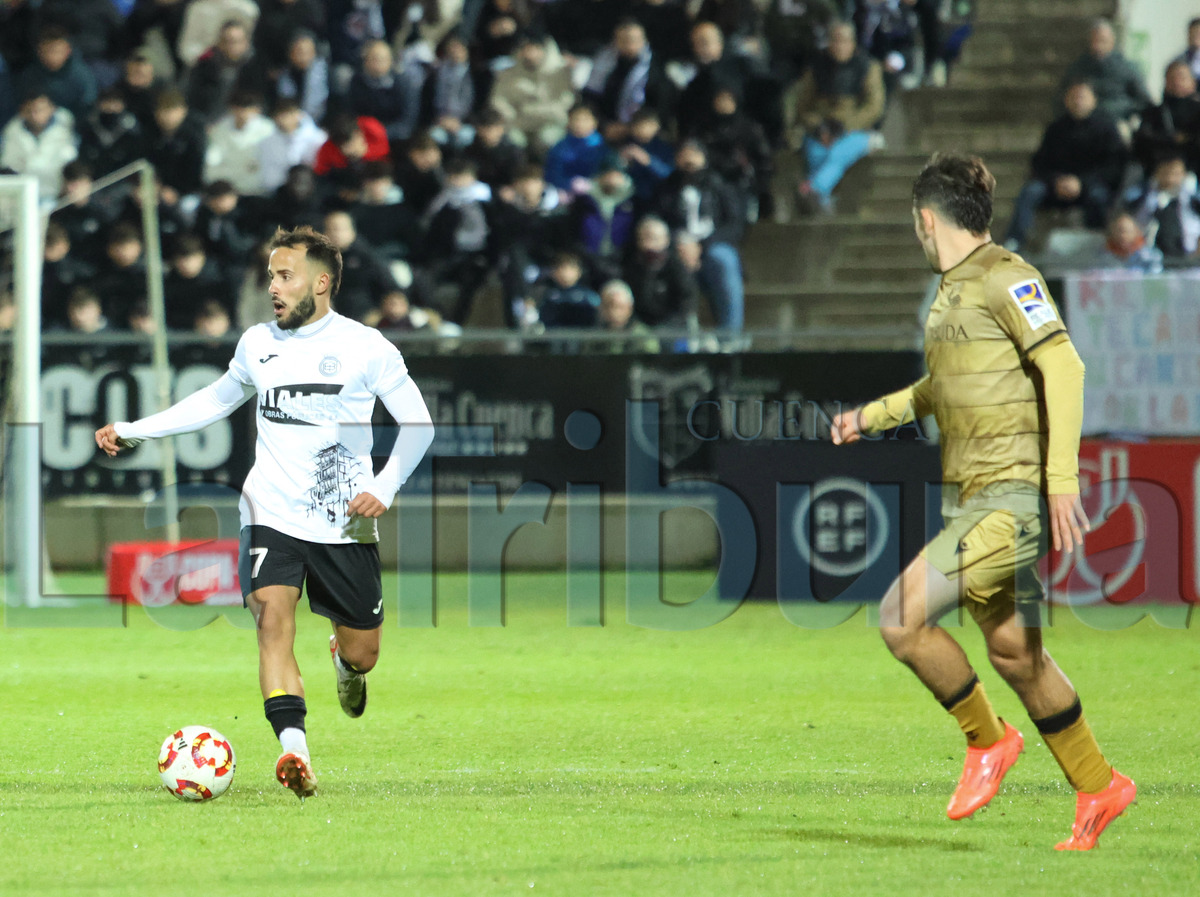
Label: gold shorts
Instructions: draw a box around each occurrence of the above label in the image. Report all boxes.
[920,482,1048,624]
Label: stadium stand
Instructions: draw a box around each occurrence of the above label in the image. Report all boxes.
[3,0,1196,349]
[745,0,1136,346]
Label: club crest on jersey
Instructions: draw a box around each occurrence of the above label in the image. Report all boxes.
[319,356,341,376]
[1008,279,1057,329]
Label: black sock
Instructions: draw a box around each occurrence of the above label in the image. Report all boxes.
[939,673,980,711]
[264,694,307,739]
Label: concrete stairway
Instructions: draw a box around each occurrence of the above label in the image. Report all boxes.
[743,0,1118,348]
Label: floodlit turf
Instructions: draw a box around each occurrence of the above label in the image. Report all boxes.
[1,572,1198,897]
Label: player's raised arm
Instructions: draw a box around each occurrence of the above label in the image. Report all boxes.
[831,375,932,445]
[94,370,256,457]
[95,423,138,457]
[96,329,259,457]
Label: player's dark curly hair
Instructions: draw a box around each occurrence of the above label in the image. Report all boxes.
[912,153,995,236]
[268,226,342,298]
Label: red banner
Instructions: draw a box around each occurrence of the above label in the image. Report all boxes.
[106,540,242,606]
[1047,440,1200,606]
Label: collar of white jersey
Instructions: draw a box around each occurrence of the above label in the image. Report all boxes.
[280,310,340,338]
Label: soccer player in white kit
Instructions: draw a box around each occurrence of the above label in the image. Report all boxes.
[96,226,434,800]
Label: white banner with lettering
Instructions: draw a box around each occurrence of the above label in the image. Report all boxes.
[1063,271,1200,436]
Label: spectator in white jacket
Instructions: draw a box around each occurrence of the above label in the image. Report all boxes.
[257,97,327,193]
[204,89,277,195]
[0,92,78,204]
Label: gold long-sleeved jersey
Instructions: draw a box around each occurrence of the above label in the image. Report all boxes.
[923,242,1070,500]
[861,242,1080,502]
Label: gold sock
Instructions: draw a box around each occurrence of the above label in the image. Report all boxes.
[1035,699,1112,793]
[941,675,1006,748]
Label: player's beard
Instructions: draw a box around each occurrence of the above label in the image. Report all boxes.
[278,287,317,330]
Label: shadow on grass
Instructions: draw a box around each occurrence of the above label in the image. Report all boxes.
[765,827,976,852]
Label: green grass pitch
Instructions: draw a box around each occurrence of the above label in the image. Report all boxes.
[1,572,1197,896]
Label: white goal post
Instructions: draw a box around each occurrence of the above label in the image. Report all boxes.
[1,164,180,608]
[0,175,43,608]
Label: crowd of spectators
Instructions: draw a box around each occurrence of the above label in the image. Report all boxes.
[1004,16,1200,272]
[0,0,957,342]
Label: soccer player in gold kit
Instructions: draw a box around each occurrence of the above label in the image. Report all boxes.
[831,153,1135,850]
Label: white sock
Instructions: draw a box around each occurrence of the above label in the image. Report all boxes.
[279,727,308,757]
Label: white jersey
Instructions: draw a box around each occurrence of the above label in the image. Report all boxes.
[117,311,427,544]
[229,312,410,543]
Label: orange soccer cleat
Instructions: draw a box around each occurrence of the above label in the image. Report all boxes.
[946,721,1024,820]
[276,752,318,801]
[1055,769,1137,851]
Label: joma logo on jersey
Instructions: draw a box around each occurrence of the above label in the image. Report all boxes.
[260,383,345,425]
[930,323,969,341]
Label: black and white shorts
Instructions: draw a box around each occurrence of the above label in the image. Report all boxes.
[238,525,383,630]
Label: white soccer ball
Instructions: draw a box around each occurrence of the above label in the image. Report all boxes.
[157,726,236,801]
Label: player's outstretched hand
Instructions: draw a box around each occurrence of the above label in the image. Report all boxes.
[1048,492,1091,554]
[348,491,388,519]
[830,408,863,445]
[95,423,133,457]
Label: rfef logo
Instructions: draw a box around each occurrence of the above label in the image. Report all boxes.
[792,477,890,577]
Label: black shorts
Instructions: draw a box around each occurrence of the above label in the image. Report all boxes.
[238,525,383,630]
